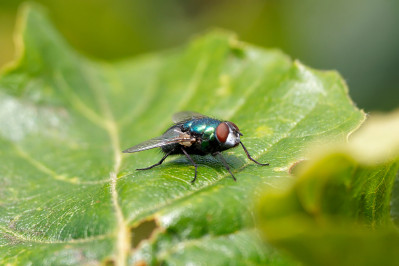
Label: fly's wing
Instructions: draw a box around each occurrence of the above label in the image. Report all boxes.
[172,111,207,123]
[122,127,194,153]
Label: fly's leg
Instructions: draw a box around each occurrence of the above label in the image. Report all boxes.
[214,152,236,181]
[181,147,198,184]
[239,141,269,166]
[136,151,172,171]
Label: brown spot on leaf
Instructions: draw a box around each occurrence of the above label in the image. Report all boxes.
[289,159,308,175]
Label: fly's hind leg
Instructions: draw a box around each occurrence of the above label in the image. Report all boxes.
[136,150,172,171]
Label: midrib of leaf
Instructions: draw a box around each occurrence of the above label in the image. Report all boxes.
[80,64,129,264]
[52,56,130,261]
[108,122,127,265]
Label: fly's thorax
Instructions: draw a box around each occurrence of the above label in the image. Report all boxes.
[182,118,220,136]
[181,118,221,153]
[215,121,241,149]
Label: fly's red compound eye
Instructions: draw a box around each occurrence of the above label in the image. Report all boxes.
[216,122,229,143]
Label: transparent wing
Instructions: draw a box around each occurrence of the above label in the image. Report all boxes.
[122,127,194,153]
[172,111,207,123]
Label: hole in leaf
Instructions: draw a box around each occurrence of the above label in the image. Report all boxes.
[130,218,159,249]
[289,159,308,175]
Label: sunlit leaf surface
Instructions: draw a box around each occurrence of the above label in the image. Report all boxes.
[0,5,364,265]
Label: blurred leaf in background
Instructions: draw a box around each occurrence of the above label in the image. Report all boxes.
[257,111,399,266]
[0,0,398,111]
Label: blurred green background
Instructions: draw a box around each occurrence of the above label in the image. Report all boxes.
[1,0,398,111]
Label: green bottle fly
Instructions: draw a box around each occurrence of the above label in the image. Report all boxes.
[123,111,268,183]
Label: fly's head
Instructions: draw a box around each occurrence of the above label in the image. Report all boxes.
[215,121,242,149]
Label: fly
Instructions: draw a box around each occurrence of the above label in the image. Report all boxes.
[123,111,269,183]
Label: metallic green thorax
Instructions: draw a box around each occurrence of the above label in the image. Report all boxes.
[182,118,221,152]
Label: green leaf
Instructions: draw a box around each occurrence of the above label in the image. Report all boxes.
[257,112,399,266]
[0,4,364,265]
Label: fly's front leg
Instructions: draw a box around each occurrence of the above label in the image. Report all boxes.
[239,141,269,166]
[213,152,236,181]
